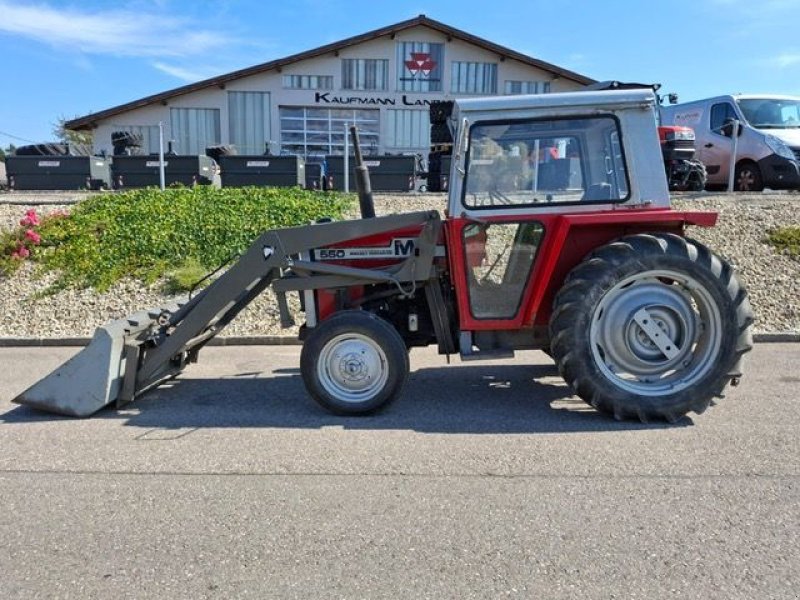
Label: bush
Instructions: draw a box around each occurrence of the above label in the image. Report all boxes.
[1,187,353,292]
[766,226,800,260]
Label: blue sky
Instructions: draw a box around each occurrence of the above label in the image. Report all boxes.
[0,0,798,148]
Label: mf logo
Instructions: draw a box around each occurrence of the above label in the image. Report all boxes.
[315,238,418,261]
[404,52,437,78]
[393,238,416,256]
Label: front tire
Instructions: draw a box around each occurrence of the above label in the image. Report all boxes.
[549,234,753,422]
[300,311,409,415]
[734,161,763,192]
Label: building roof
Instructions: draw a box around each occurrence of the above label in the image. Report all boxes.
[65,14,596,131]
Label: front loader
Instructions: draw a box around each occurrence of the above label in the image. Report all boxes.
[15,90,754,422]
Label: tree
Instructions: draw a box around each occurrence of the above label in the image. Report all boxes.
[52,116,93,147]
[0,144,15,162]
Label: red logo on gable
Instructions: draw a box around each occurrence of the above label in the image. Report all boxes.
[404,52,437,77]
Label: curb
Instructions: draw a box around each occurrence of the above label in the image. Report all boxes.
[753,332,800,343]
[0,333,796,348]
[0,336,302,347]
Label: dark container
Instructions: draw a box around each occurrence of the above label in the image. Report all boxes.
[218,155,304,188]
[325,155,416,192]
[304,162,324,190]
[6,156,111,190]
[427,154,451,193]
[111,155,217,189]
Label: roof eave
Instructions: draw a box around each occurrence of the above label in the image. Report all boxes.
[64,15,595,131]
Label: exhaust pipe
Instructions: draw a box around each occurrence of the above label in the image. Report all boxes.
[349,125,375,218]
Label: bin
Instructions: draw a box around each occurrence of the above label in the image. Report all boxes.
[218,155,304,188]
[325,155,416,192]
[111,155,217,189]
[6,156,111,190]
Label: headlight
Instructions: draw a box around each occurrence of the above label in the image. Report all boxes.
[666,127,695,141]
[765,135,796,160]
[661,126,695,142]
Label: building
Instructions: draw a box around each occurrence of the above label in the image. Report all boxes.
[66,15,595,161]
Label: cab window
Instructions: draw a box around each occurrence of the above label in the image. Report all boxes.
[462,116,630,209]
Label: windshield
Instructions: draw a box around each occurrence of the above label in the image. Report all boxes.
[737,98,800,129]
[463,116,629,208]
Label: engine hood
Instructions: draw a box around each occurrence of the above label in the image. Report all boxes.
[756,127,800,147]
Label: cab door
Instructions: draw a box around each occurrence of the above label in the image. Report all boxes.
[448,217,545,330]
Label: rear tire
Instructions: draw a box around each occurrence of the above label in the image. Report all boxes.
[549,233,753,422]
[300,311,409,415]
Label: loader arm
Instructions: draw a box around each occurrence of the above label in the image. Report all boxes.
[14,211,441,417]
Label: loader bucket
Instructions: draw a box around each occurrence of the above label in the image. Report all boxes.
[13,309,160,417]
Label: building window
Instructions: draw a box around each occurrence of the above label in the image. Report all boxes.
[169,108,220,155]
[504,80,551,95]
[117,125,160,154]
[396,42,443,92]
[282,75,333,90]
[279,107,379,159]
[341,59,389,91]
[385,109,430,149]
[228,92,270,154]
[451,62,497,95]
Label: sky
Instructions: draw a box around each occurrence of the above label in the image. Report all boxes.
[1,0,798,148]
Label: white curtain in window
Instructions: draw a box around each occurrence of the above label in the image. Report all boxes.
[228,92,271,154]
[451,62,497,94]
[386,109,430,149]
[170,108,220,155]
[341,59,389,91]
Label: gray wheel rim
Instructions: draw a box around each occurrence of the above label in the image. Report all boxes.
[589,269,723,396]
[317,333,389,404]
[737,168,755,191]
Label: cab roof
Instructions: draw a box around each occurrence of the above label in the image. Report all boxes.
[454,89,657,116]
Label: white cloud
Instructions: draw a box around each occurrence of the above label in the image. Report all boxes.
[0,1,233,58]
[775,53,800,68]
[151,62,220,83]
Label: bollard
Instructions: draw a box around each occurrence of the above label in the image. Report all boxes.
[727,119,740,192]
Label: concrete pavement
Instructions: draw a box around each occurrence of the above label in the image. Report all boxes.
[0,344,798,598]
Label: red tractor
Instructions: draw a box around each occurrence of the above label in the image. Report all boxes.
[658,125,707,191]
[17,90,753,423]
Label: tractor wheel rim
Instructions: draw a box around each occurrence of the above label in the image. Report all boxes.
[589,270,723,396]
[317,333,389,403]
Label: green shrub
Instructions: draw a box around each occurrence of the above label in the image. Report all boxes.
[2,187,353,291]
[164,257,211,294]
[766,226,800,259]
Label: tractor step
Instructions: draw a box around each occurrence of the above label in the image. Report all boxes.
[458,331,515,361]
[459,348,515,361]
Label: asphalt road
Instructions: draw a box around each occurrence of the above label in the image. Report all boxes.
[0,344,798,599]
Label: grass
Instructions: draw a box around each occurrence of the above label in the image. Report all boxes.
[766,226,800,259]
[0,186,353,292]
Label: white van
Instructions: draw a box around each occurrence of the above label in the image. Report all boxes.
[660,95,800,191]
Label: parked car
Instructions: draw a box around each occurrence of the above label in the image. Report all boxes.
[660,95,800,191]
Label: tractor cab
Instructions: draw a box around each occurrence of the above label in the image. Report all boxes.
[442,91,676,352]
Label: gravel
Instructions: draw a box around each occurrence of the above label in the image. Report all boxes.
[0,191,797,339]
